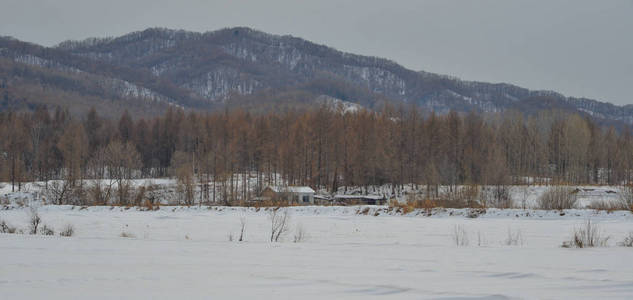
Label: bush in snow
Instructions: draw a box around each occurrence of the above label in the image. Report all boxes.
[588,200,622,212]
[452,224,469,247]
[476,230,489,247]
[59,224,75,237]
[618,232,633,247]
[0,219,17,234]
[120,231,135,238]
[439,185,480,208]
[538,186,577,210]
[28,207,42,235]
[618,185,633,212]
[39,224,55,236]
[293,223,307,243]
[86,179,115,205]
[504,227,525,246]
[562,219,609,248]
[46,180,87,205]
[466,208,486,218]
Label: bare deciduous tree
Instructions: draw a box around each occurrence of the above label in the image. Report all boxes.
[269,208,290,242]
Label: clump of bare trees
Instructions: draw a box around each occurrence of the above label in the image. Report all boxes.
[538,186,577,210]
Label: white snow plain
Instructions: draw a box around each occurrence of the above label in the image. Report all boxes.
[1,205,633,299]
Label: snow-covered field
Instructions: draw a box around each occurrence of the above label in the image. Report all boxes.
[1,205,633,299]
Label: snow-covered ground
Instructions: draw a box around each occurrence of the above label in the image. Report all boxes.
[1,205,633,299]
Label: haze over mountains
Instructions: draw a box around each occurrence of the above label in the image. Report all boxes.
[0,27,631,124]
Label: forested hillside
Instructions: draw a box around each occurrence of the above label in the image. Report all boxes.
[1,27,632,126]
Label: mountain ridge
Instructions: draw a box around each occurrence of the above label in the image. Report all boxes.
[1,26,631,124]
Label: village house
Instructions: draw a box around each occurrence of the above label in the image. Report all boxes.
[260,186,316,204]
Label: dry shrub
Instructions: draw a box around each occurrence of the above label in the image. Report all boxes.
[538,186,577,210]
[421,198,437,213]
[618,232,633,247]
[476,231,489,247]
[505,227,525,246]
[252,199,274,209]
[392,191,439,214]
[120,231,135,238]
[438,186,479,208]
[39,224,55,236]
[133,186,147,207]
[59,224,75,237]
[0,219,17,234]
[452,224,469,246]
[45,180,89,205]
[489,185,512,209]
[28,207,41,235]
[115,182,133,206]
[618,185,633,212]
[358,207,371,215]
[293,223,307,243]
[562,219,609,248]
[140,198,159,211]
[87,180,114,205]
[588,200,623,212]
[388,199,415,214]
[467,208,486,218]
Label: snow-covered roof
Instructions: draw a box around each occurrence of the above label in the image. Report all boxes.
[267,186,315,194]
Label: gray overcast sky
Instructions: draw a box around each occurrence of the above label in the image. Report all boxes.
[1,0,632,105]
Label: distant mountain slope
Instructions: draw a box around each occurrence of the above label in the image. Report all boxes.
[1,27,631,123]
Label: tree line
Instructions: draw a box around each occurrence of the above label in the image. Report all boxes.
[1,105,632,203]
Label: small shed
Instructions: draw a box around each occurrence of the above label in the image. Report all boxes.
[261,186,316,204]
